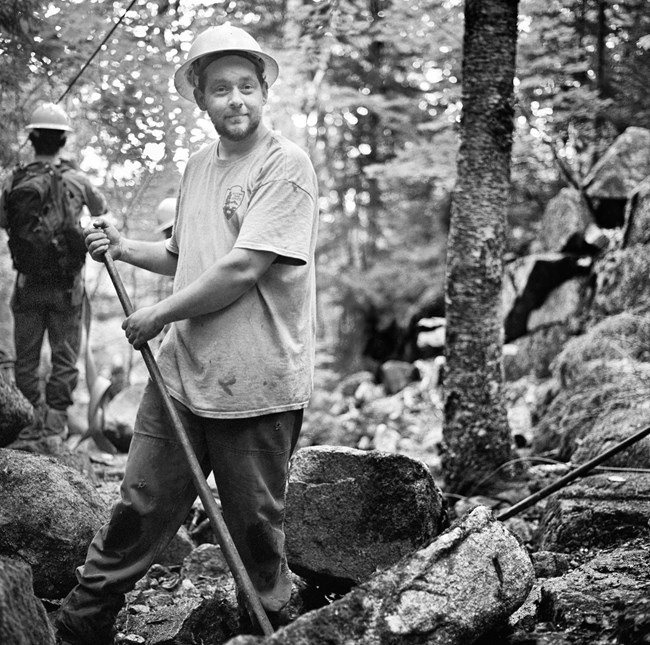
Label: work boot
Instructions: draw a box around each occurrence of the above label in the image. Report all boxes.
[17,402,46,441]
[54,587,122,645]
[17,405,69,442]
[43,407,70,440]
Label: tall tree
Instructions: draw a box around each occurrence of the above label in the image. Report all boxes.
[442,0,519,494]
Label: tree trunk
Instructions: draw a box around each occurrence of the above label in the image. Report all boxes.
[593,0,611,163]
[442,0,519,494]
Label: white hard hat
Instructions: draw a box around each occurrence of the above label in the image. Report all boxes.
[26,102,72,131]
[155,197,176,233]
[174,25,279,101]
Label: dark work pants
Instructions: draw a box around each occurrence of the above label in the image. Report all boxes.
[11,274,83,411]
[56,380,303,644]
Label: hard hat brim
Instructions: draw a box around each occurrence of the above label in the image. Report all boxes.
[156,217,175,234]
[26,122,73,132]
[174,49,279,101]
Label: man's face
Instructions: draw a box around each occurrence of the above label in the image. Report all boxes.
[193,55,267,142]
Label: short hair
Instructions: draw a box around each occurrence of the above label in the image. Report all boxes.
[28,129,67,155]
[193,52,267,93]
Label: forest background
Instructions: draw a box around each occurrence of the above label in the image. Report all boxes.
[2,0,650,489]
[2,0,649,371]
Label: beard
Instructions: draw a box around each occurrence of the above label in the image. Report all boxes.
[213,111,261,142]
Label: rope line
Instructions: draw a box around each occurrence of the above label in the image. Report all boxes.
[57,0,139,103]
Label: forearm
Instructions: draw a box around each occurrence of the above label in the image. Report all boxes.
[154,248,275,325]
[119,238,178,276]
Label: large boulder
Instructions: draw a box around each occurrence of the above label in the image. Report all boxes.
[590,247,650,322]
[510,541,650,645]
[526,276,590,333]
[0,556,56,645]
[535,473,650,552]
[503,253,591,342]
[572,406,650,468]
[531,360,650,460]
[552,311,650,383]
[529,187,592,254]
[0,379,33,447]
[285,446,445,586]
[227,506,534,645]
[503,325,574,382]
[0,448,108,598]
[583,127,650,200]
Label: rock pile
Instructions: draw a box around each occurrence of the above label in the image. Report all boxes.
[0,444,534,645]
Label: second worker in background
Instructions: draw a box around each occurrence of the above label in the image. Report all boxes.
[0,103,108,442]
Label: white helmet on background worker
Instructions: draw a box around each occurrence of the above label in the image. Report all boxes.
[155,197,177,235]
[173,24,279,101]
[26,103,73,131]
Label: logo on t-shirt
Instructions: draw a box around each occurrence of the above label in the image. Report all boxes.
[223,186,245,220]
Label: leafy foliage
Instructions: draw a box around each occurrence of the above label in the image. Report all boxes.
[0,0,648,369]
[517,0,650,173]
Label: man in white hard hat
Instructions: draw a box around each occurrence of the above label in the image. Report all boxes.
[56,25,319,643]
[0,103,107,444]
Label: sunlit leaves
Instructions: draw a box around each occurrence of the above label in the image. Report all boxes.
[517,0,650,166]
[1,0,648,283]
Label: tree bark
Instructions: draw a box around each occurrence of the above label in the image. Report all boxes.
[442,0,519,494]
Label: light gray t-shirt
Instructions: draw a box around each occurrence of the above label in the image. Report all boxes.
[156,130,319,418]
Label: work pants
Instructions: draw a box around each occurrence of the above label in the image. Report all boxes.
[56,380,303,644]
[11,274,83,411]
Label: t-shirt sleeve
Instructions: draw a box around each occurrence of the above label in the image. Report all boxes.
[165,237,179,255]
[235,152,316,266]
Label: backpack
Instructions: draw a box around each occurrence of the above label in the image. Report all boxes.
[5,161,87,283]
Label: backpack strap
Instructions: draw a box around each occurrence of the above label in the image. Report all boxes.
[48,163,76,231]
[49,164,64,210]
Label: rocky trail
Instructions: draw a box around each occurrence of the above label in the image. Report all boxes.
[3,126,650,643]
[2,346,650,644]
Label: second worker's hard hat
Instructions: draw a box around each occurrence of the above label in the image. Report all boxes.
[26,102,73,131]
[155,197,177,234]
[173,24,279,101]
